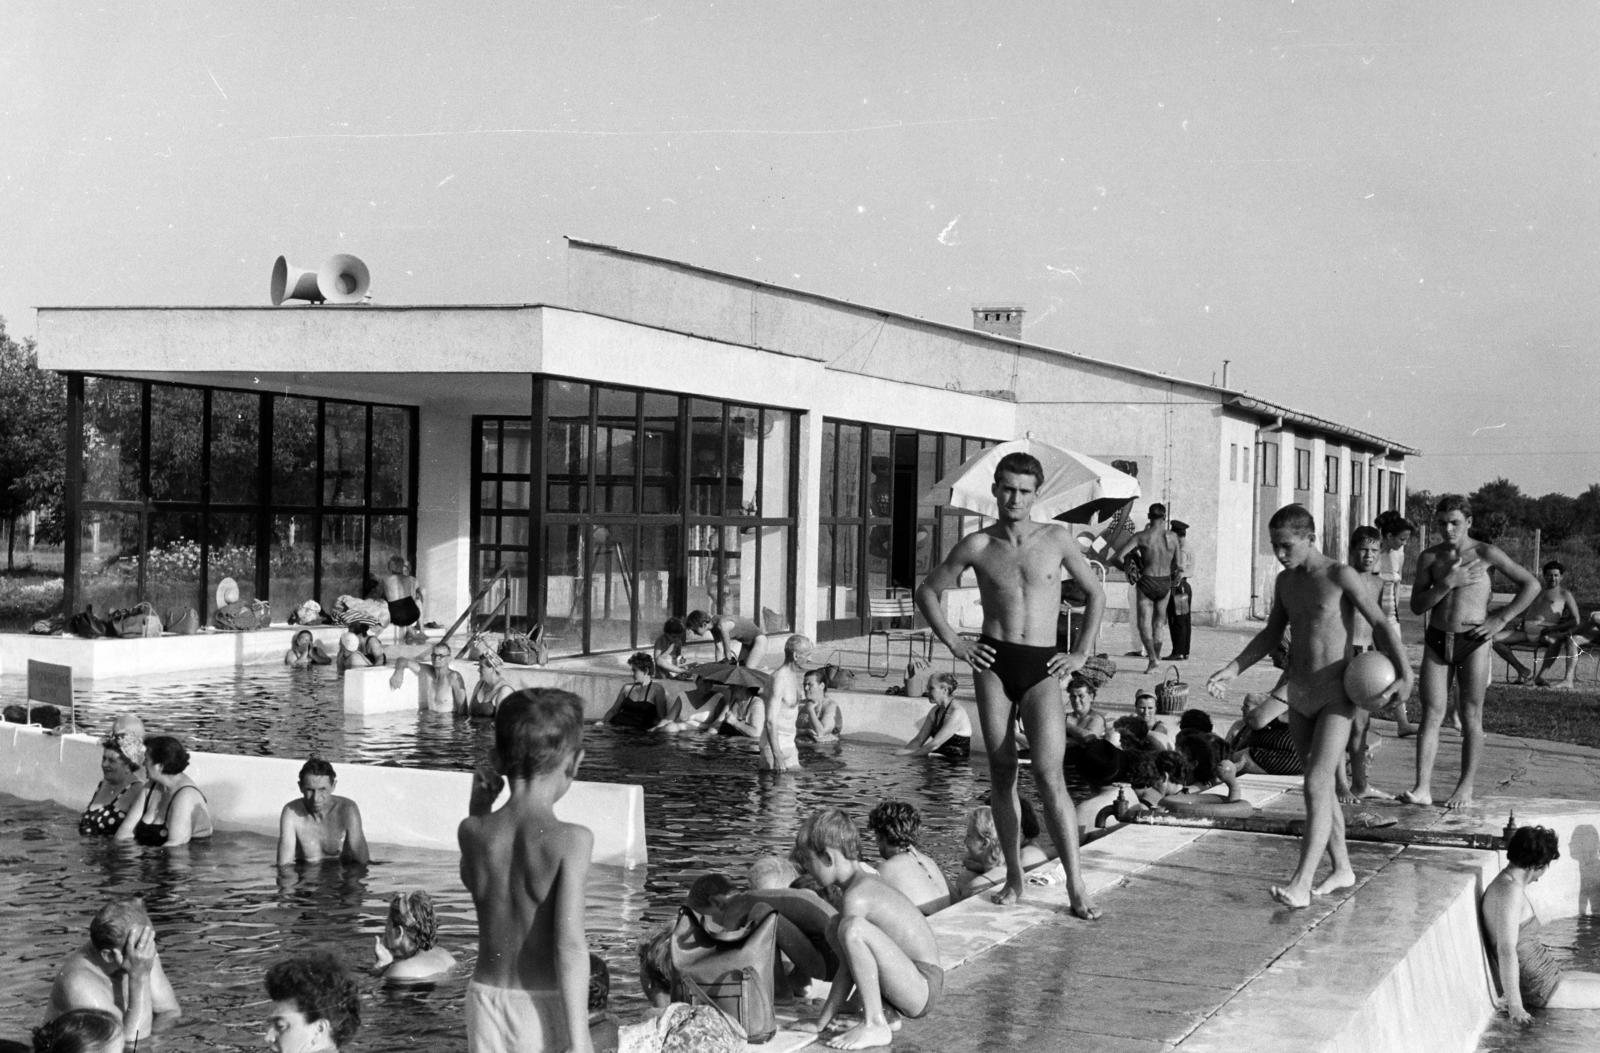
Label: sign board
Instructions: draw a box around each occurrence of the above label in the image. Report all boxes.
[27,660,75,709]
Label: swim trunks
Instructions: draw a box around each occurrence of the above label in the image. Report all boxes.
[387,597,421,628]
[979,636,1058,705]
[1424,625,1487,668]
[1136,574,1173,602]
[886,959,943,1020]
[466,982,567,1053]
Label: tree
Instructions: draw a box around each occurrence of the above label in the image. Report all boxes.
[1468,478,1528,540]
[0,317,67,568]
[1576,483,1600,537]
[1406,489,1437,533]
[1529,493,1578,546]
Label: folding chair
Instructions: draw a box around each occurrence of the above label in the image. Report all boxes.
[866,590,933,678]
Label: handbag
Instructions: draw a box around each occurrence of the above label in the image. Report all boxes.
[113,602,163,638]
[1155,664,1188,715]
[69,606,113,639]
[668,907,777,1043]
[822,650,856,692]
[1172,579,1192,617]
[165,607,201,636]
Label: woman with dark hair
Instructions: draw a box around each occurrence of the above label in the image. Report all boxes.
[31,1008,123,1053]
[284,630,333,668]
[601,653,677,730]
[262,950,361,1052]
[114,737,212,847]
[866,801,952,914]
[373,891,456,982]
[79,732,146,837]
[1482,826,1600,1024]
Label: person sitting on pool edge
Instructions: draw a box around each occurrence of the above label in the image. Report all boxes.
[372,891,456,982]
[1481,825,1600,1024]
[45,898,181,1043]
[867,801,952,915]
[115,736,212,848]
[651,618,695,680]
[896,671,972,760]
[262,950,361,1053]
[276,757,370,867]
[389,641,467,714]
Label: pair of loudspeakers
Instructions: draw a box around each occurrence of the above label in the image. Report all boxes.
[270,254,371,305]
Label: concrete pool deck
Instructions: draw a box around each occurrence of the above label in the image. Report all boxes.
[761,620,1600,1052]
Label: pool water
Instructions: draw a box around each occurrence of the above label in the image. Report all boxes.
[1476,914,1600,1051]
[0,666,997,1050]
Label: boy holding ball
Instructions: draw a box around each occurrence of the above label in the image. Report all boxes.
[1208,504,1412,909]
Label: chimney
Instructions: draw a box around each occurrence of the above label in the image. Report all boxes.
[972,303,1025,341]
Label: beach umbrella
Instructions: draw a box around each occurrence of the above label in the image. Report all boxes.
[687,660,737,681]
[924,438,1141,524]
[708,666,772,692]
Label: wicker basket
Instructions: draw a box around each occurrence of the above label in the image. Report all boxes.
[1154,664,1188,715]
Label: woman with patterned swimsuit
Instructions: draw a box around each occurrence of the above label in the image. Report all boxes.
[79,732,147,836]
[1482,826,1600,1024]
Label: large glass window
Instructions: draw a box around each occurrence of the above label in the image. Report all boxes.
[69,376,416,620]
[817,420,994,639]
[475,378,797,657]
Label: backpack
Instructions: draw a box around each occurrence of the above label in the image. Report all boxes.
[668,907,778,1043]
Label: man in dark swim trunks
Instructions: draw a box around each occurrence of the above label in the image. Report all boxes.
[1114,503,1183,673]
[916,450,1104,917]
[1401,495,1539,811]
[382,556,424,641]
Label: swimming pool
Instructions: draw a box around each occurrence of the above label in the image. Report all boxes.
[0,667,994,1049]
[1475,915,1600,1051]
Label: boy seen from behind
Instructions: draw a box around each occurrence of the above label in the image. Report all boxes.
[459,689,594,1053]
[1207,505,1413,909]
[793,808,941,1051]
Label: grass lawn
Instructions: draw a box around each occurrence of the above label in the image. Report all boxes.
[1481,683,1600,750]
[0,570,63,633]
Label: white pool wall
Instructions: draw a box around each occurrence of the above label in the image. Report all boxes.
[0,722,647,868]
[0,626,348,679]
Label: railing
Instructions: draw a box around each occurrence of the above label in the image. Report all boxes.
[438,565,513,659]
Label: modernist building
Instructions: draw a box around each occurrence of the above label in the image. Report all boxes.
[36,239,1414,657]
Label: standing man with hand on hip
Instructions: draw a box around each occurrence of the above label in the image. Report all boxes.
[916,451,1104,917]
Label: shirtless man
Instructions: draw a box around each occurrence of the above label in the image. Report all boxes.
[382,556,424,635]
[1063,677,1107,745]
[916,450,1104,916]
[1208,504,1412,908]
[276,757,371,866]
[1115,503,1184,673]
[390,642,467,714]
[1492,560,1581,689]
[46,898,181,1041]
[1402,495,1539,810]
[688,610,770,668]
[760,635,808,772]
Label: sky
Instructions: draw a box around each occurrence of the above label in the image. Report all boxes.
[2,2,1595,498]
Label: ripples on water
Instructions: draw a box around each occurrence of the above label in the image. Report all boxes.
[0,667,994,1050]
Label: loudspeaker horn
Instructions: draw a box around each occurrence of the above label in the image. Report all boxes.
[270,254,371,305]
